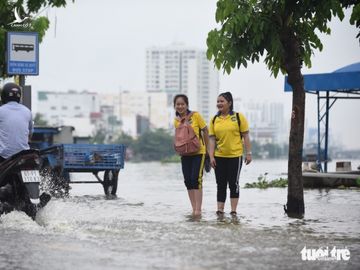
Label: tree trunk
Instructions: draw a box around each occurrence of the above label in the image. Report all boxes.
[281,31,305,219]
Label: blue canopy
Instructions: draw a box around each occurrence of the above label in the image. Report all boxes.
[284,62,360,92]
[32,127,60,134]
[283,62,360,173]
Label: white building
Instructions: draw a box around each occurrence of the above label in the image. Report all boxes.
[99,93,121,121]
[234,98,288,144]
[146,43,219,121]
[37,90,99,129]
[117,90,169,135]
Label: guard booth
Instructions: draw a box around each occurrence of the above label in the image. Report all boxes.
[284,62,360,172]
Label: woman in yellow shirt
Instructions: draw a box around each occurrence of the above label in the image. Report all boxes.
[173,94,209,217]
[209,92,252,216]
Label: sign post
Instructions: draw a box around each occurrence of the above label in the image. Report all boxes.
[6,31,39,76]
[6,31,39,109]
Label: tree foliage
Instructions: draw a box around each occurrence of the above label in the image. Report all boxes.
[90,130,106,144]
[0,0,73,78]
[90,129,174,161]
[133,129,175,161]
[113,133,135,149]
[207,0,359,77]
[34,112,48,126]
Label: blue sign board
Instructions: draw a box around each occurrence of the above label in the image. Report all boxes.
[6,32,39,75]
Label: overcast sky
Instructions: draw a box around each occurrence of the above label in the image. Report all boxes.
[24,0,359,149]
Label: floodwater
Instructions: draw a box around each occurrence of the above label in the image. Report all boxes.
[1,160,360,270]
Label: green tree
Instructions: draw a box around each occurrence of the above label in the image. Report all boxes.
[33,112,47,125]
[90,130,106,144]
[133,129,174,161]
[207,0,359,218]
[263,143,283,159]
[1,0,73,78]
[250,140,261,159]
[113,132,134,149]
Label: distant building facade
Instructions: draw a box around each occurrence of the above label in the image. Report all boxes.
[37,90,99,125]
[37,90,169,138]
[234,98,288,144]
[116,90,169,136]
[146,43,219,121]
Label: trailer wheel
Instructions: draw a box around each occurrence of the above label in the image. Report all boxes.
[103,170,119,196]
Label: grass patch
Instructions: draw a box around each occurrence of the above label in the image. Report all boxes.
[245,174,288,189]
[161,155,181,163]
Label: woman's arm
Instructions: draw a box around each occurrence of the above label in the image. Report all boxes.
[208,136,217,168]
[242,132,252,165]
[201,127,210,154]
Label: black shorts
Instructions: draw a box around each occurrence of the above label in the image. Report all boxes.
[181,154,205,190]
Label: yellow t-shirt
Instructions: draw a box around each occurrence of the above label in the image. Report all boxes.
[174,111,207,155]
[209,112,249,157]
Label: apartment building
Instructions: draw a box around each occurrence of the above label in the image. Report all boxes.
[146,43,219,121]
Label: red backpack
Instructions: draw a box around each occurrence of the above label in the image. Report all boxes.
[174,112,200,156]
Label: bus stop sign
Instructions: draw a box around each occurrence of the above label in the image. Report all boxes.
[6,32,39,75]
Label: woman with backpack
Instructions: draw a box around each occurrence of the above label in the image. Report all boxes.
[173,94,209,217]
[208,92,252,217]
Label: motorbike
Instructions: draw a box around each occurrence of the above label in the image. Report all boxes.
[0,149,51,220]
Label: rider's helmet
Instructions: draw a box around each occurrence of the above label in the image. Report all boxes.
[1,82,22,104]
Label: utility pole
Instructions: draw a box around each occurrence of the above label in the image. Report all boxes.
[18,75,32,110]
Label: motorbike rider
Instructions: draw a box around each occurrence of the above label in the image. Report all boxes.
[0,83,51,218]
[0,82,33,164]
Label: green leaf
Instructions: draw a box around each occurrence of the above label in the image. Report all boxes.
[350,4,360,25]
[206,49,213,61]
[225,63,231,74]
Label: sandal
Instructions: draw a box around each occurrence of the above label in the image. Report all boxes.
[230,211,237,216]
[216,210,224,215]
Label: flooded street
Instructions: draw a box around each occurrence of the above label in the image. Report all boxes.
[1,160,360,269]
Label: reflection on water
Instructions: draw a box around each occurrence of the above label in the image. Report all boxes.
[1,160,360,270]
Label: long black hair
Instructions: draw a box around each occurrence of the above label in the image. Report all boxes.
[219,91,234,111]
[173,94,190,116]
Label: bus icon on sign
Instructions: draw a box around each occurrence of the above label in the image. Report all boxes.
[12,43,34,52]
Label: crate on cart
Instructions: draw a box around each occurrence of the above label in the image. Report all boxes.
[61,144,125,171]
[40,144,126,196]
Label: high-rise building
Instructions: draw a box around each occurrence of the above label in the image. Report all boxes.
[146,43,219,121]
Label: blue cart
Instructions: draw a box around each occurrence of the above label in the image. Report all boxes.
[40,144,126,196]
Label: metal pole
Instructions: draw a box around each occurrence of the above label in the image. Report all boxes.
[317,91,322,172]
[18,75,32,110]
[324,92,330,172]
[19,74,25,103]
[19,75,25,88]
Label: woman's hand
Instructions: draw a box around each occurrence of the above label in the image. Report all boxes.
[208,136,216,168]
[243,133,252,165]
[245,153,252,165]
[210,156,216,168]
